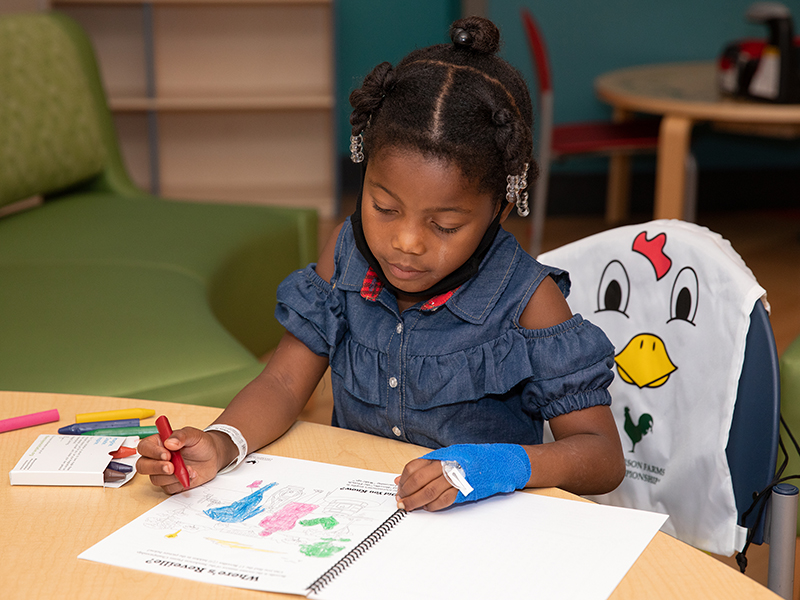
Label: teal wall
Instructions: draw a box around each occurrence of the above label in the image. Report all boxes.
[336,0,800,172]
[336,0,459,156]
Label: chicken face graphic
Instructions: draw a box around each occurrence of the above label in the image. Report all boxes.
[539,220,766,555]
[597,231,696,452]
[600,232,694,395]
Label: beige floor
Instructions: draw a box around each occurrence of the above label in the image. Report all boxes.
[301,204,800,597]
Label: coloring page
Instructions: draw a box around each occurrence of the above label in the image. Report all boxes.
[79,454,400,594]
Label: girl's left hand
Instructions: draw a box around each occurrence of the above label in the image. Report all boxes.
[395,458,459,512]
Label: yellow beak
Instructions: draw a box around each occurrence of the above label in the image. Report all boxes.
[615,334,677,389]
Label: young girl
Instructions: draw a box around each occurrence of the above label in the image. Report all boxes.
[137,16,624,511]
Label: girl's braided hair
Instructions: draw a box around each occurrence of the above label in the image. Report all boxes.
[349,16,536,207]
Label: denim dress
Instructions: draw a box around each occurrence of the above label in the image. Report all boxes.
[275,218,615,449]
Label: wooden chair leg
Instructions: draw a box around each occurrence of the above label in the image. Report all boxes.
[655,115,694,220]
[606,152,632,224]
[683,152,698,222]
[605,108,635,225]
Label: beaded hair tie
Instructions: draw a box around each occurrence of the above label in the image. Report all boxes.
[506,163,530,217]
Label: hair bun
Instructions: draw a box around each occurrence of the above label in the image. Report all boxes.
[449,16,500,54]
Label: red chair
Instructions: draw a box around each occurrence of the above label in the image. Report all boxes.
[521,8,697,256]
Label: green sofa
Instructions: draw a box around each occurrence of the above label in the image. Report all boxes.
[0,13,317,407]
[779,335,800,533]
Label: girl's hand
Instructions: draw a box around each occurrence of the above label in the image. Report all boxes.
[398,444,532,511]
[136,427,232,494]
[394,458,459,512]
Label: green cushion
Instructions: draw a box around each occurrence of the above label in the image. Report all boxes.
[780,335,800,533]
[0,193,314,277]
[0,263,258,398]
[0,193,317,355]
[782,337,800,415]
[130,364,267,408]
[0,14,104,207]
[0,12,319,408]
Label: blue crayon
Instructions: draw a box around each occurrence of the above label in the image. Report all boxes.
[58,418,140,435]
[106,461,134,473]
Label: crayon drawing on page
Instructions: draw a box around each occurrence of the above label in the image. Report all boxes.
[141,471,396,564]
[78,454,405,593]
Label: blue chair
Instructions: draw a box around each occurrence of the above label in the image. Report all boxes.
[728,300,780,547]
[731,300,798,597]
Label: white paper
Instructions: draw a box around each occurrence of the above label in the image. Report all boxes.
[80,454,666,600]
[79,454,401,595]
[311,492,668,600]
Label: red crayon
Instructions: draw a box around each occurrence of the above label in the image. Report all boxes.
[155,415,190,490]
[109,446,137,459]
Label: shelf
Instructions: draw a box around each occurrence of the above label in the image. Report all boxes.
[157,111,334,215]
[55,1,331,6]
[55,4,148,98]
[153,4,331,100]
[53,0,335,215]
[163,184,334,215]
[113,113,153,191]
[110,94,334,112]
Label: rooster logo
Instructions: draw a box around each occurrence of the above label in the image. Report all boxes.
[623,406,653,452]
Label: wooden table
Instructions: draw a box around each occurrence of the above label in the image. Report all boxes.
[595,61,800,221]
[0,391,779,599]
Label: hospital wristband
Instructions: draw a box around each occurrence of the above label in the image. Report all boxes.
[204,424,248,474]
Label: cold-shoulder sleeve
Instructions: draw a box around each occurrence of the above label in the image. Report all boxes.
[274,265,346,357]
[520,314,615,420]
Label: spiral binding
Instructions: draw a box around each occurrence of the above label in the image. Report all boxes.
[306,508,408,595]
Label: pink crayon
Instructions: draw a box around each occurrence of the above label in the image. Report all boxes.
[0,409,60,434]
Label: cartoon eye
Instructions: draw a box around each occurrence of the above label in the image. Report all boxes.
[596,260,630,317]
[669,267,698,325]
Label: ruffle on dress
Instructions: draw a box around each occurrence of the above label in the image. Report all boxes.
[329,316,614,417]
[275,265,345,357]
[277,265,614,419]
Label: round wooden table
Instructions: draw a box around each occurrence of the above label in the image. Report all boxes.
[0,391,782,599]
[595,61,800,220]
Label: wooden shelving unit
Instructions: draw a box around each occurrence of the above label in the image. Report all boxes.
[51,0,336,216]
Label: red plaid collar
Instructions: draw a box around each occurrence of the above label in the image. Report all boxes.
[360,267,384,301]
[360,267,457,311]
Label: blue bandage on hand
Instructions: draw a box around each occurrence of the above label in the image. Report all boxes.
[422,444,531,504]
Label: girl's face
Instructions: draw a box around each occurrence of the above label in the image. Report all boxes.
[362,147,511,304]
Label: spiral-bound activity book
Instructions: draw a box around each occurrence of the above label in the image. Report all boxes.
[79,453,666,600]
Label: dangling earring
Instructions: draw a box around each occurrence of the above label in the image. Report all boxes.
[350,134,365,163]
[506,163,530,217]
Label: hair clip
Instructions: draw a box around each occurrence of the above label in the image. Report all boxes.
[350,134,365,163]
[506,163,530,217]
